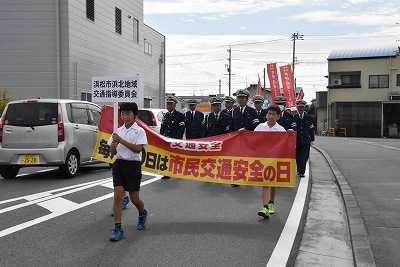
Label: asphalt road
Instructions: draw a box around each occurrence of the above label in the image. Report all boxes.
[3,136,397,266]
[314,136,400,267]
[0,163,304,267]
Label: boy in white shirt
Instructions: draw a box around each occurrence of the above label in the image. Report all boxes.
[108,102,148,241]
[254,104,293,219]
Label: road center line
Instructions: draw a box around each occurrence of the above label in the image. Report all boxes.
[266,164,310,267]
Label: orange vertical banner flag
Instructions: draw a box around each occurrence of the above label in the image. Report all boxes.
[279,64,296,108]
[266,63,281,103]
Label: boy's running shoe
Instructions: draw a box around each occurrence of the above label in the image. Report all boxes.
[137,209,148,230]
[110,227,124,241]
[111,196,130,217]
[257,207,270,219]
[122,196,130,210]
[268,203,275,214]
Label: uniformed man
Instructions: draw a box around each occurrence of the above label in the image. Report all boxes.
[203,97,232,137]
[275,96,296,131]
[231,89,259,187]
[160,95,185,179]
[232,89,259,131]
[185,99,205,139]
[293,99,315,178]
[221,96,236,118]
[252,95,267,124]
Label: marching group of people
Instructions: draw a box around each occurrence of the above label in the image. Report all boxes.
[107,88,315,241]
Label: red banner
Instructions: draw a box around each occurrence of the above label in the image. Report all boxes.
[297,87,304,100]
[93,106,297,187]
[266,63,281,103]
[279,64,296,108]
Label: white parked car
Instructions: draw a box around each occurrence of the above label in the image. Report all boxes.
[0,99,101,179]
[137,108,167,133]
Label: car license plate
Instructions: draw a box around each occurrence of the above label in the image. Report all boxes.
[18,155,39,164]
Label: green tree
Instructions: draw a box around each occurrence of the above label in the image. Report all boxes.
[0,89,12,116]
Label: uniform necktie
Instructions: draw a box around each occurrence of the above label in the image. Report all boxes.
[258,111,260,116]
[215,114,218,122]
[192,111,195,117]
[240,107,244,114]
[228,110,232,117]
[300,114,303,119]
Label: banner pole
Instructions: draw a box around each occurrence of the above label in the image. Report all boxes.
[113,102,118,133]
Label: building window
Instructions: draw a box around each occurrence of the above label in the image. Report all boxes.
[81,92,92,102]
[397,74,400,86]
[115,7,122,34]
[369,75,389,88]
[133,18,139,43]
[341,75,360,86]
[144,40,152,56]
[86,0,95,22]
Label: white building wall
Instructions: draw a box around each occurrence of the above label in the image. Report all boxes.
[328,56,400,102]
[0,0,165,108]
[0,0,59,100]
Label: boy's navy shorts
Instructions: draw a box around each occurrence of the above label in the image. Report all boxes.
[112,159,142,192]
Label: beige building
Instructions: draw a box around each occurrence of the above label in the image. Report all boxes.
[325,46,400,137]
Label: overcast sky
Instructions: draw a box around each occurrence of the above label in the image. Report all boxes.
[144,0,400,102]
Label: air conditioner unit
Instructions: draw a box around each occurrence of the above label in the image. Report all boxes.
[333,79,342,85]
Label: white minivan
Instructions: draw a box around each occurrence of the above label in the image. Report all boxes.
[0,99,101,179]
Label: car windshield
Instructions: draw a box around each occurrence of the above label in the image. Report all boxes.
[3,103,58,126]
[137,110,153,126]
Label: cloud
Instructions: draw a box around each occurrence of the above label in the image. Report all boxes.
[144,0,300,15]
[291,8,400,27]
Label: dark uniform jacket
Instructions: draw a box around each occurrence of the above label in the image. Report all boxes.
[221,108,234,118]
[293,112,315,145]
[160,110,185,139]
[204,112,232,137]
[185,110,205,139]
[278,111,296,131]
[232,106,259,131]
[255,109,267,124]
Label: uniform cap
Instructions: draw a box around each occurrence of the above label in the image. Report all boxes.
[166,95,178,104]
[234,89,250,98]
[296,99,307,107]
[224,96,236,103]
[187,99,197,105]
[274,96,287,105]
[252,95,264,103]
[209,97,223,105]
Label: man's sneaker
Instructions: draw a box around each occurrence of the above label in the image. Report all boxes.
[111,196,130,216]
[268,203,275,214]
[122,196,130,210]
[110,227,124,241]
[137,209,148,230]
[257,207,270,219]
[300,173,305,178]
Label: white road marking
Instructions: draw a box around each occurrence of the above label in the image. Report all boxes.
[0,178,112,214]
[266,163,310,267]
[37,197,78,213]
[0,176,161,238]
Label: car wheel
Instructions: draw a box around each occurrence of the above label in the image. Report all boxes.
[59,151,79,178]
[0,166,20,179]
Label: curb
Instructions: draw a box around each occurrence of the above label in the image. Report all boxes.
[312,145,376,267]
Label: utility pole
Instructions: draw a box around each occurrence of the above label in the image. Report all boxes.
[291,31,303,93]
[227,46,232,96]
[219,79,221,95]
[263,67,266,99]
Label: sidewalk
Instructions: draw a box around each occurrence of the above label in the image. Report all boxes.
[294,148,354,266]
